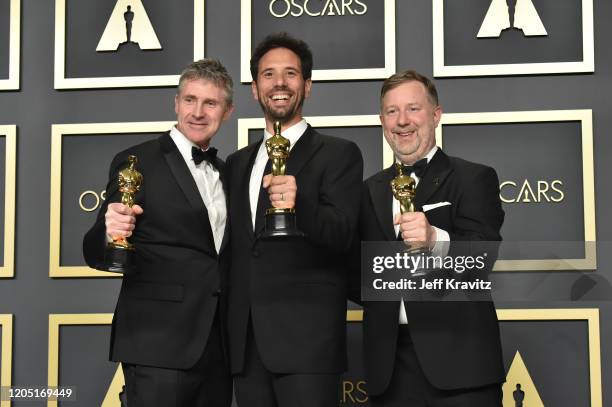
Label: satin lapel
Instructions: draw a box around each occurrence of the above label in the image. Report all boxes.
[414,149,453,210]
[285,125,323,177]
[241,140,263,242]
[216,159,231,254]
[159,134,216,256]
[369,166,397,241]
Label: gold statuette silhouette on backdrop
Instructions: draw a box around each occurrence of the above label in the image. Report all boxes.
[502,351,544,407]
[477,0,547,38]
[96,0,162,51]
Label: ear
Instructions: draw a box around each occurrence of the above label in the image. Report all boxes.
[223,104,235,121]
[174,94,179,115]
[251,81,259,101]
[433,105,442,128]
[304,79,312,98]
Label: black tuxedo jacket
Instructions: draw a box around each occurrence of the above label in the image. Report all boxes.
[225,125,363,374]
[83,132,229,369]
[359,149,505,394]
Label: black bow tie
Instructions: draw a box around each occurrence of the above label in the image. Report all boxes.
[192,146,218,166]
[398,158,428,178]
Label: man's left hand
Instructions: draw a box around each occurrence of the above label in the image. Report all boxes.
[262,174,297,209]
[394,211,437,249]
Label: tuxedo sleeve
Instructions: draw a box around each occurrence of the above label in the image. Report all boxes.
[442,165,503,288]
[82,153,131,268]
[347,182,372,305]
[450,165,504,242]
[295,140,363,254]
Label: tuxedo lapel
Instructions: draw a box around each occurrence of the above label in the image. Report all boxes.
[238,140,262,243]
[368,166,396,241]
[414,149,453,210]
[285,125,323,177]
[215,158,231,254]
[159,133,216,256]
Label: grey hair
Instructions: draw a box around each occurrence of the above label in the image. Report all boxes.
[177,58,234,105]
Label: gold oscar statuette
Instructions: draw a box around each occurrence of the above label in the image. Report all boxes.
[259,121,304,239]
[96,155,143,273]
[391,163,430,276]
[390,162,416,214]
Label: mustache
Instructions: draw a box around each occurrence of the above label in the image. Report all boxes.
[270,86,292,93]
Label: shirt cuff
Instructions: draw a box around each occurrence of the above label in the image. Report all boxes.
[431,226,450,257]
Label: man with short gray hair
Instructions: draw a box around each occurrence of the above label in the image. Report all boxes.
[83,58,234,406]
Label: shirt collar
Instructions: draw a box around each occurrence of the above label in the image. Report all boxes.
[263,119,308,150]
[424,146,438,163]
[170,126,212,165]
[395,146,438,165]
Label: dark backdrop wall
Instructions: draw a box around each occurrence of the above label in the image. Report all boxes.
[0,0,610,406]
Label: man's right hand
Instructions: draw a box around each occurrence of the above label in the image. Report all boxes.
[105,203,143,241]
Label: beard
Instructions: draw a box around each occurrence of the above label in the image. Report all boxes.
[257,87,305,125]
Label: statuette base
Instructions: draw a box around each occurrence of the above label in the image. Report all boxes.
[260,211,304,239]
[96,243,135,273]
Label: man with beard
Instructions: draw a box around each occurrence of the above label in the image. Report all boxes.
[358,70,504,406]
[225,33,363,407]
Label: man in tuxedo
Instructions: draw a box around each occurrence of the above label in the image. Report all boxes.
[225,33,363,407]
[82,59,234,407]
[358,70,505,406]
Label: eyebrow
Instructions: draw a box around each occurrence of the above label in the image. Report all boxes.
[260,66,301,73]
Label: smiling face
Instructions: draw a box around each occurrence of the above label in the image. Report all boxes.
[380,81,442,165]
[174,78,233,149]
[251,47,312,131]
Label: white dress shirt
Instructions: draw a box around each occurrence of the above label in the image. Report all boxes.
[394,146,450,324]
[170,126,226,253]
[248,119,308,230]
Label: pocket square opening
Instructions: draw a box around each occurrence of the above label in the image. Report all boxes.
[422,202,452,212]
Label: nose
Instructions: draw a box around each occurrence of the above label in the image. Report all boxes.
[397,109,410,127]
[192,101,206,119]
[274,72,287,88]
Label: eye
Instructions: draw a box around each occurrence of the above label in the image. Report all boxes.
[385,108,398,115]
[262,71,273,79]
[207,100,217,107]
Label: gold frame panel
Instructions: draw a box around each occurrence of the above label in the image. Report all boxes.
[47,314,114,407]
[347,308,602,407]
[239,0,396,82]
[49,122,174,278]
[54,0,205,89]
[45,310,603,407]
[0,126,16,278]
[0,314,13,407]
[436,110,596,271]
[432,0,595,77]
[0,0,20,90]
[237,115,393,166]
